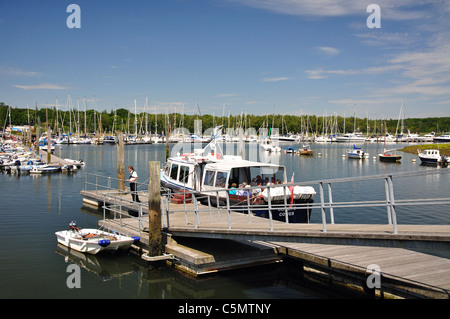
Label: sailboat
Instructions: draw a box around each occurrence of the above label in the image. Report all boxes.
[378,121,402,162]
[346,145,369,159]
[297,119,314,156]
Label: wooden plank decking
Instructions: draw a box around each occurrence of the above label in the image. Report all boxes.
[82,188,450,298]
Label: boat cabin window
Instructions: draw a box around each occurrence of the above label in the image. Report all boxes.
[164,164,170,176]
[215,171,227,188]
[179,165,190,183]
[228,166,285,187]
[204,170,215,186]
[170,163,179,180]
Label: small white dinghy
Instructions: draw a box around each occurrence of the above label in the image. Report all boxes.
[55,221,140,255]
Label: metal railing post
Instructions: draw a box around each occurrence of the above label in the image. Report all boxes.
[388,175,398,234]
[384,178,392,225]
[319,182,327,232]
[208,193,213,223]
[165,196,170,229]
[267,186,273,231]
[328,183,335,224]
[193,193,199,229]
[226,192,232,230]
[247,191,252,224]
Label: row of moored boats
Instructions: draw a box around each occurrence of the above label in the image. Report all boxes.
[0,142,85,175]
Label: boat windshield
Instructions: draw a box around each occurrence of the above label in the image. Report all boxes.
[227,165,285,187]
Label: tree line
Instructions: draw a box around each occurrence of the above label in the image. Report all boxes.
[1,102,449,136]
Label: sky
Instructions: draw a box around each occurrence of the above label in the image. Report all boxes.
[1,0,450,120]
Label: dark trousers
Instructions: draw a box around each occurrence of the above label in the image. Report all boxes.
[130,182,140,202]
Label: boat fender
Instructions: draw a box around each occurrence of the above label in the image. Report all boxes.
[98,239,111,247]
[132,236,140,243]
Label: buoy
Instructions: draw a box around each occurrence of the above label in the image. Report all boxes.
[132,236,140,243]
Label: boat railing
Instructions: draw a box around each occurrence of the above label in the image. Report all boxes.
[164,169,450,234]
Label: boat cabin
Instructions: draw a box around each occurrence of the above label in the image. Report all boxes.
[161,154,287,196]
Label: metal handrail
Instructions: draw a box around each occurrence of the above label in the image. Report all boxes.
[84,168,450,235]
[164,169,450,234]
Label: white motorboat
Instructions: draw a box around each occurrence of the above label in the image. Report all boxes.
[63,158,86,168]
[38,137,56,151]
[259,138,281,152]
[285,147,295,154]
[346,145,369,159]
[433,134,450,143]
[335,133,366,143]
[160,126,316,223]
[417,149,449,165]
[30,164,61,174]
[55,221,140,255]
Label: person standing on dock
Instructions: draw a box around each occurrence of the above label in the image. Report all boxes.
[127,165,140,203]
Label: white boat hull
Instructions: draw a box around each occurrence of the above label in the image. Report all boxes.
[55,228,139,255]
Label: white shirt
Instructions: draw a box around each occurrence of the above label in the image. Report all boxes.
[129,170,138,182]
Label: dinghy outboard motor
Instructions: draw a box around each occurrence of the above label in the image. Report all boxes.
[69,221,79,231]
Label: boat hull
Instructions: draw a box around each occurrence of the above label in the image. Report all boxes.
[205,191,315,224]
[379,154,402,162]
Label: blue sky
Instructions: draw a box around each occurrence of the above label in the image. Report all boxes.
[1,0,449,119]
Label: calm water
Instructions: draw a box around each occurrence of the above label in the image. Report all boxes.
[1,141,449,299]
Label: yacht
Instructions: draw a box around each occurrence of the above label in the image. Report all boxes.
[417,149,449,165]
[335,133,366,143]
[433,134,450,143]
[160,126,316,223]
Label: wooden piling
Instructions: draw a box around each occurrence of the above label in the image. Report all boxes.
[36,126,40,156]
[116,131,125,191]
[47,127,51,164]
[148,161,162,256]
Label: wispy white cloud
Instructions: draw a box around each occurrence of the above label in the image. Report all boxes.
[228,0,431,20]
[305,69,359,79]
[216,93,239,98]
[261,77,290,82]
[316,46,340,56]
[0,66,38,77]
[13,83,71,90]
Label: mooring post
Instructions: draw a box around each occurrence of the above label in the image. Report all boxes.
[148,161,162,256]
[47,127,51,164]
[36,126,40,156]
[116,131,125,191]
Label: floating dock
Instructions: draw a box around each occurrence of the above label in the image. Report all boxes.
[81,187,450,299]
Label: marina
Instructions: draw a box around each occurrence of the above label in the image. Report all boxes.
[81,166,450,298]
[1,138,450,299]
[2,0,450,305]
